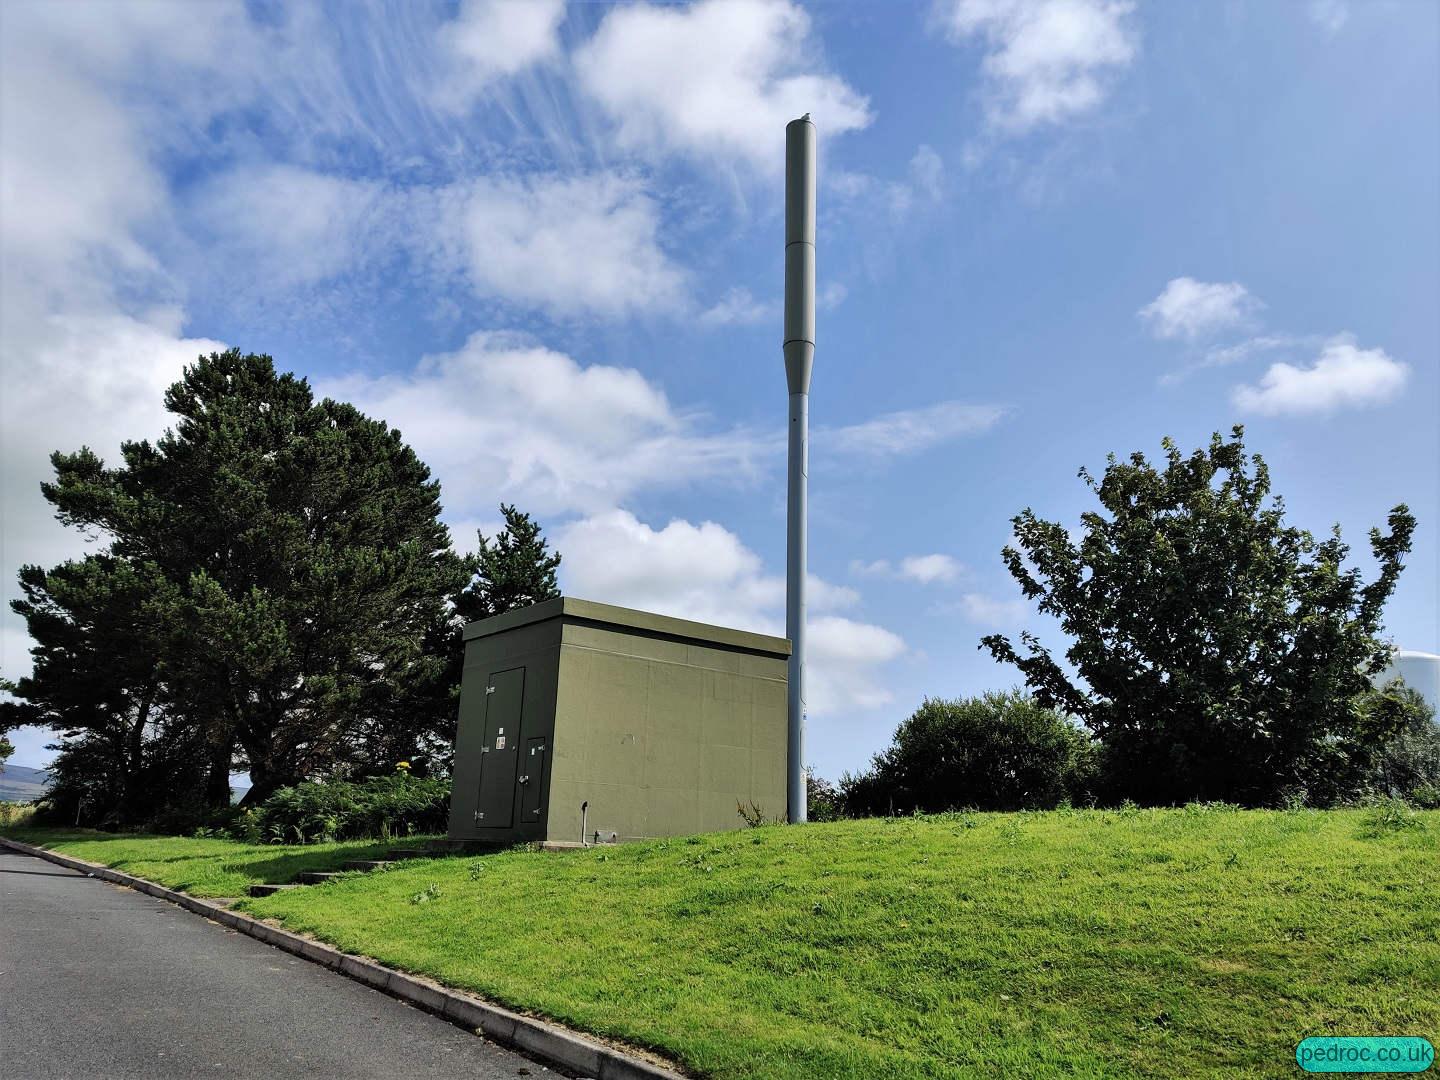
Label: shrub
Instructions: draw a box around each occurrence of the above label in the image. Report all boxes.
[249,774,449,844]
[0,801,37,829]
[841,691,1097,816]
[806,771,844,822]
[1366,683,1440,807]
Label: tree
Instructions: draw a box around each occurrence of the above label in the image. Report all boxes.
[840,691,1096,815]
[982,428,1415,806]
[37,350,471,806]
[2,556,191,824]
[370,503,564,776]
[457,504,562,623]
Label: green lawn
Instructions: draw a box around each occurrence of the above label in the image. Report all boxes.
[9,808,1438,1079]
[2,828,438,898]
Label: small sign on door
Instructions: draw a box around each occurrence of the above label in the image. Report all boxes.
[494,736,506,750]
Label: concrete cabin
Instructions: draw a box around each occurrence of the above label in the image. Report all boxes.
[447,597,790,846]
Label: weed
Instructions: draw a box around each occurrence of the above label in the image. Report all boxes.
[409,883,442,905]
[1362,797,1424,837]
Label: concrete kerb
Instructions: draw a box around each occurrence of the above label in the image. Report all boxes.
[0,836,686,1080]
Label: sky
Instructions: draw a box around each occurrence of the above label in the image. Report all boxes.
[1,0,1436,782]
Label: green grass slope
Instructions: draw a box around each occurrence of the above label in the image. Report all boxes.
[9,809,1437,1078]
[2,829,437,897]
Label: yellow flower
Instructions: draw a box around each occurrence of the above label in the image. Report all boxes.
[396,760,411,770]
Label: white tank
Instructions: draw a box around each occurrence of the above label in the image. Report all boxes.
[1375,650,1440,719]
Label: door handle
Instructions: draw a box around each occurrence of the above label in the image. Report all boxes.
[518,775,529,784]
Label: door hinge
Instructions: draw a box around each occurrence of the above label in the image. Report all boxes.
[485,685,496,695]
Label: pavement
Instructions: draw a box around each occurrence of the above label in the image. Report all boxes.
[0,849,557,1080]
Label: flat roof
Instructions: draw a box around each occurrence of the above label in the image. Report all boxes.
[462,596,791,658]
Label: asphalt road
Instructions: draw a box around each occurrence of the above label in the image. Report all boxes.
[0,849,557,1080]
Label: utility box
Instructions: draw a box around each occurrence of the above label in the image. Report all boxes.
[447,597,790,845]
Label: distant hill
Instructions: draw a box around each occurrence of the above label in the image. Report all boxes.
[0,763,51,803]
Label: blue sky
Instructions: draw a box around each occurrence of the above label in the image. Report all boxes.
[2,0,1436,781]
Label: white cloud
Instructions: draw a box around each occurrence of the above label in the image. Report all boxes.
[426,173,687,316]
[0,308,226,692]
[1,1,242,699]
[435,0,566,108]
[853,554,966,585]
[574,0,870,169]
[188,165,387,287]
[900,554,964,585]
[1139,277,1261,341]
[556,509,902,714]
[1232,336,1409,416]
[320,332,767,520]
[824,401,1008,458]
[933,0,1138,132]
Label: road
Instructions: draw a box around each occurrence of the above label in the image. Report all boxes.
[0,849,555,1079]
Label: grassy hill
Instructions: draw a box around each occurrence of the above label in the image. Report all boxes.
[8,807,1437,1079]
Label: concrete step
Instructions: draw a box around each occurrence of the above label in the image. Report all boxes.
[342,860,393,872]
[385,848,433,860]
[247,883,302,898]
[296,871,343,885]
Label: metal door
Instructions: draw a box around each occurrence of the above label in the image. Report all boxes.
[475,667,524,828]
[519,737,548,822]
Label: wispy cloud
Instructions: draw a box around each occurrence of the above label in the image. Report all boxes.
[1307,0,1350,35]
[823,401,1008,458]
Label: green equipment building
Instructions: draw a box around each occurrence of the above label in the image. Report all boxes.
[447,597,791,845]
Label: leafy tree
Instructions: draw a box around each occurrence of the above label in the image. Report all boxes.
[840,691,1096,815]
[982,428,1415,806]
[457,503,562,622]
[38,350,471,805]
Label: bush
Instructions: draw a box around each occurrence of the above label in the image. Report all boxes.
[0,801,37,829]
[1367,683,1440,808]
[806,771,844,822]
[840,691,1097,816]
[248,774,450,844]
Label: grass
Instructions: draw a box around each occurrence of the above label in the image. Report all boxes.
[2,827,439,897]
[8,808,1439,1078]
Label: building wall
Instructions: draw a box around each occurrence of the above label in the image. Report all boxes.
[547,621,788,842]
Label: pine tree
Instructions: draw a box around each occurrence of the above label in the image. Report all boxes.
[34,350,471,806]
[458,504,562,622]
